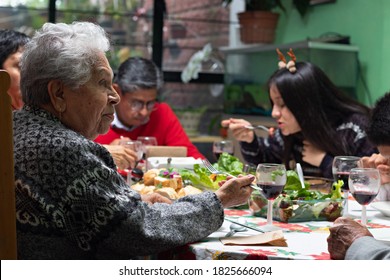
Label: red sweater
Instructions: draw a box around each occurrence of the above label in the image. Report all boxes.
[95,102,205,159]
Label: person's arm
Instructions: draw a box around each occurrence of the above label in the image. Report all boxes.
[95,173,254,258]
[327,217,375,259]
[346,236,390,260]
[45,138,226,258]
[319,115,378,179]
[240,128,284,166]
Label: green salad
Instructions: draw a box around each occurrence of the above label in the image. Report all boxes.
[179,152,244,190]
[251,171,344,222]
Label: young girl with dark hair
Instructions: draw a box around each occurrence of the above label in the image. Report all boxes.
[222,54,377,178]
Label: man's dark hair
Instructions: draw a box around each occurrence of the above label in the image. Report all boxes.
[0,29,30,68]
[367,92,390,146]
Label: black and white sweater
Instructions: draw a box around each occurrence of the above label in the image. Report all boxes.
[13,106,224,259]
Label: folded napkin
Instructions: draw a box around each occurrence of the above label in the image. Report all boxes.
[220,230,287,247]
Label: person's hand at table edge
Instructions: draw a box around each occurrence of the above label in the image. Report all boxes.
[327,217,373,259]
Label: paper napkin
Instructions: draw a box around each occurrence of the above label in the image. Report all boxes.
[220,230,287,247]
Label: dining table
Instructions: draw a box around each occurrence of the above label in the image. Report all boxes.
[155,198,390,260]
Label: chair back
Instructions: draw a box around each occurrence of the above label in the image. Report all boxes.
[0,70,17,259]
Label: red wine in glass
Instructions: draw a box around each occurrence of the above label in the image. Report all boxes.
[351,191,377,205]
[334,172,350,191]
[257,183,284,200]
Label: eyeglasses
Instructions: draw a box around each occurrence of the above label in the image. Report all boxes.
[128,99,157,112]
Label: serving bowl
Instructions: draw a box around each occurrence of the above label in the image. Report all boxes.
[249,176,343,223]
[304,176,333,193]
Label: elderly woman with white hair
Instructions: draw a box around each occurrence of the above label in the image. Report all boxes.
[14,21,254,259]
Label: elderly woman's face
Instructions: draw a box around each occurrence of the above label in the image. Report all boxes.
[62,53,120,139]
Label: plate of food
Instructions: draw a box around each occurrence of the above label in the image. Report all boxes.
[371,201,390,217]
[131,168,204,200]
[304,176,333,193]
[249,171,344,223]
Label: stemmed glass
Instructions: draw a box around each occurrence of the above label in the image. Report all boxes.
[212,140,234,161]
[255,163,287,231]
[137,136,158,146]
[332,156,361,217]
[137,136,158,160]
[119,140,144,167]
[349,168,381,225]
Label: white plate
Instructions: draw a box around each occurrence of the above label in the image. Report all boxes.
[369,228,390,245]
[371,201,390,217]
[146,157,202,170]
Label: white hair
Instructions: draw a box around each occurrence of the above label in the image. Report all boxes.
[21,21,110,105]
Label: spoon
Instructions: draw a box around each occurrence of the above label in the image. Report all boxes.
[244,124,269,133]
[225,220,248,237]
[296,163,305,189]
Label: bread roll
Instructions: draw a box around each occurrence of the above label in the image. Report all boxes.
[155,187,179,200]
[177,186,202,198]
[139,185,156,195]
[131,183,145,192]
[154,176,182,189]
[143,169,159,185]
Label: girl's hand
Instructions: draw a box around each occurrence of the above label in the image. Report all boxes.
[221,118,254,143]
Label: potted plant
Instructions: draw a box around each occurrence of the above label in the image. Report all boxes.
[222,0,311,44]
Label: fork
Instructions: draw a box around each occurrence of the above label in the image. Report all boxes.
[201,159,261,191]
[244,124,269,132]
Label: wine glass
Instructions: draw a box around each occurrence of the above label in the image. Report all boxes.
[255,163,287,231]
[119,140,144,166]
[137,136,158,160]
[332,156,361,217]
[349,168,381,225]
[212,140,234,161]
[137,136,158,146]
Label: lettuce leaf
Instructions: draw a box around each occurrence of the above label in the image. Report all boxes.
[179,164,225,190]
[213,152,243,176]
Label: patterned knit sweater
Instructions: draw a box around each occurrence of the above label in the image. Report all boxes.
[13,106,224,259]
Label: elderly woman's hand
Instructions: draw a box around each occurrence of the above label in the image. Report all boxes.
[221,118,255,143]
[103,144,138,170]
[327,217,373,259]
[361,153,390,185]
[215,174,254,208]
[141,193,172,205]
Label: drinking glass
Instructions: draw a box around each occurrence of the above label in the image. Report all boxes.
[119,140,144,166]
[349,168,381,225]
[332,156,361,217]
[137,136,158,160]
[255,163,287,231]
[212,140,234,161]
[137,136,158,146]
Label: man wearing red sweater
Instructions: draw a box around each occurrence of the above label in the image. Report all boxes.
[95,57,204,166]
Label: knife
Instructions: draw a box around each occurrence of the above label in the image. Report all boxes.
[224,218,265,233]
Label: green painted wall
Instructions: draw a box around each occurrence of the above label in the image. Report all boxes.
[273,0,389,106]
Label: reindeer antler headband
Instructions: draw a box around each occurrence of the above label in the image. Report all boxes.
[276,48,297,73]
